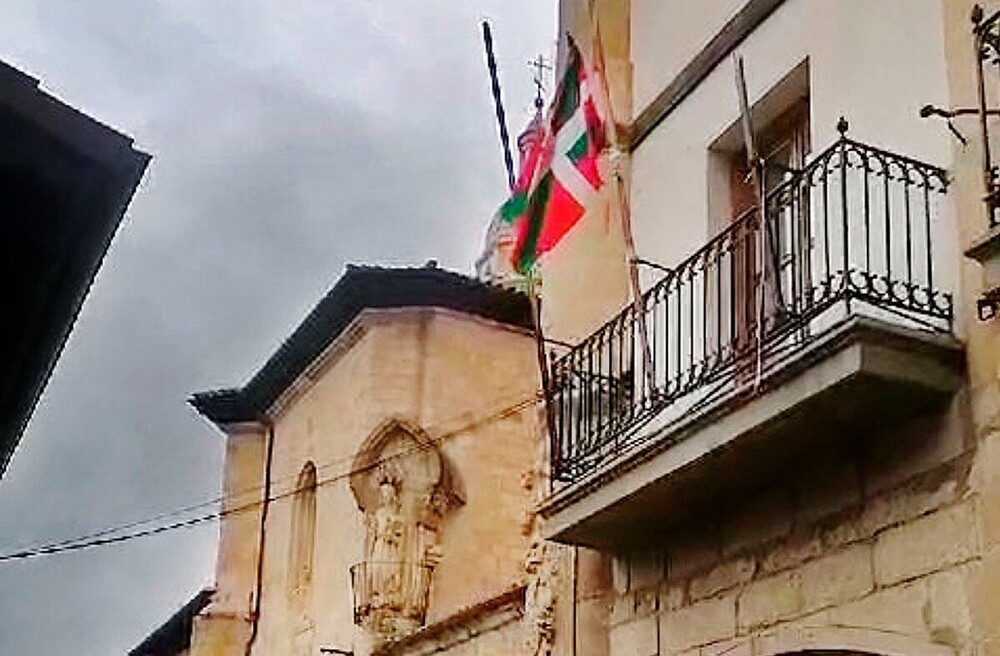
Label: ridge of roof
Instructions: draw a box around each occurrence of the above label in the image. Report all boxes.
[190,265,533,428]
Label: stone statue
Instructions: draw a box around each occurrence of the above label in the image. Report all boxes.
[350,420,466,640]
[368,475,406,614]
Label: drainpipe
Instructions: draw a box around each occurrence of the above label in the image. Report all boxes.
[572,546,579,656]
[245,416,275,656]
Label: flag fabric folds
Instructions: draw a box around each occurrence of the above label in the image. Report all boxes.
[501,37,610,274]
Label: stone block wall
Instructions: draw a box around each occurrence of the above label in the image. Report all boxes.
[604,409,987,656]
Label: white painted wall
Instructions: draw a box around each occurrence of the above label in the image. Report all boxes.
[632,0,747,110]
[629,0,954,285]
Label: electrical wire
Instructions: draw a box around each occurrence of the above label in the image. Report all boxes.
[0,389,543,563]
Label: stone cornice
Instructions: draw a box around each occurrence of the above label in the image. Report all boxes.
[629,0,788,151]
[371,585,526,656]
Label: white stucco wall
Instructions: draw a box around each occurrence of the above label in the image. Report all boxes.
[629,0,953,286]
[632,0,747,111]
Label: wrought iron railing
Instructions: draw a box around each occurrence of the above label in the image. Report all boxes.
[548,123,952,484]
[350,561,432,633]
[973,4,1000,226]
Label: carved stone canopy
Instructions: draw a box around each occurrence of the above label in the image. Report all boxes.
[349,418,465,528]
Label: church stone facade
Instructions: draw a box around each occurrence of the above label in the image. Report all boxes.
[179,265,553,656]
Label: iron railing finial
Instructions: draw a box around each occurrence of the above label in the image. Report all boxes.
[837,116,850,137]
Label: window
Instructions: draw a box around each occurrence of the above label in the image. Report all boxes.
[708,61,811,354]
[288,462,317,596]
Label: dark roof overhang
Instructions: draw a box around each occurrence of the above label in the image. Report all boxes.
[190,265,533,429]
[0,60,150,477]
[128,588,213,656]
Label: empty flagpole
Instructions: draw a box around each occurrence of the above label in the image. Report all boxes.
[482,21,517,191]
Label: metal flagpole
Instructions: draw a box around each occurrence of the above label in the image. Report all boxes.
[479,21,555,470]
[733,54,781,390]
[482,20,516,191]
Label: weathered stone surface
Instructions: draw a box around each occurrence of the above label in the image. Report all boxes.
[660,595,736,653]
[610,595,632,627]
[873,502,978,586]
[799,544,874,614]
[793,448,862,526]
[658,582,686,612]
[689,556,755,601]
[577,595,612,656]
[859,468,960,537]
[610,615,658,656]
[823,580,928,639]
[578,548,614,598]
[862,397,967,497]
[971,383,1000,439]
[613,555,630,594]
[926,567,973,650]
[973,431,1000,550]
[820,509,868,551]
[634,587,658,617]
[736,570,802,631]
[759,531,823,575]
[629,549,664,590]
[722,489,793,557]
[665,527,720,582]
[970,547,1000,641]
[701,637,751,656]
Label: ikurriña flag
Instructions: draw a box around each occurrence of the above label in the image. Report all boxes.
[500,36,610,275]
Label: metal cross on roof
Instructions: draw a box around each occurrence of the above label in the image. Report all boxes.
[529,53,552,110]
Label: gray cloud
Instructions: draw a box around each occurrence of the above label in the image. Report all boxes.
[0,1,554,653]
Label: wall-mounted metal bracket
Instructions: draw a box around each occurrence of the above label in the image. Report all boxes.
[965,224,1000,321]
[978,290,1000,321]
[918,104,1000,147]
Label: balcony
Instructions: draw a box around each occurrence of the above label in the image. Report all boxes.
[540,125,965,547]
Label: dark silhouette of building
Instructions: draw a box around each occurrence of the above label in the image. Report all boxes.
[0,60,149,477]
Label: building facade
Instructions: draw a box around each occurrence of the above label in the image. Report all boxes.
[136,2,1000,656]
[538,2,1000,656]
[134,265,557,656]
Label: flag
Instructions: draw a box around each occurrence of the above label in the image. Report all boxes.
[503,37,608,274]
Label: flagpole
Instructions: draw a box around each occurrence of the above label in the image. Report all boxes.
[614,166,657,399]
[733,54,782,390]
[482,21,517,192]
[588,10,657,399]
[527,273,557,484]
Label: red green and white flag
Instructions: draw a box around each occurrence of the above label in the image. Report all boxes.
[500,37,609,274]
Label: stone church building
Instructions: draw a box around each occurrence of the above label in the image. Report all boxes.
[133,1,1000,656]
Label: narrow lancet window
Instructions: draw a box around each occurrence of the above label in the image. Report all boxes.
[288,462,317,596]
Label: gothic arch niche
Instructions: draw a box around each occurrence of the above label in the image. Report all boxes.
[348,418,465,638]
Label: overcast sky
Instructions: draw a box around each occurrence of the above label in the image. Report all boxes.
[0,2,555,653]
